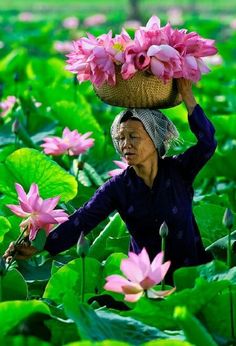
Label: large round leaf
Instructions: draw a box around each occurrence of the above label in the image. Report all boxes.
[88,213,128,261]
[0,216,21,256]
[63,299,185,345]
[64,341,131,346]
[143,342,193,346]
[201,285,236,339]
[43,257,101,304]
[1,148,77,202]
[0,216,11,244]
[194,202,234,244]
[1,268,28,301]
[102,252,127,279]
[0,336,51,346]
[121,280,228,330]
[174,260,236,290]
[0,300,50,337]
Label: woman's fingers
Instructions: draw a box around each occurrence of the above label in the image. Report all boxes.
[3,242,16,259]
[3,242,38,261]
[15,243,38,259]
[177,78,193,96]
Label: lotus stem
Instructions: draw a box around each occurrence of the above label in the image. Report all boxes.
[227,228,232,268]
[229,285,235,340]
[81,256,85,303]
[161,236,166,290]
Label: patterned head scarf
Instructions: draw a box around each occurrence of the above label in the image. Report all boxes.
[111,108,179,157]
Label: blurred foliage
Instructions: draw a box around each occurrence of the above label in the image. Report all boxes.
[0,2,236,345]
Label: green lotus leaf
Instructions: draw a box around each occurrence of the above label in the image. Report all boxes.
[0,148,77,202]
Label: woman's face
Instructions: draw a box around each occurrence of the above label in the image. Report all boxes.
[116,119,157,165]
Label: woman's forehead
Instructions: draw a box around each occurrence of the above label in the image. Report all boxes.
[118,120,145,133]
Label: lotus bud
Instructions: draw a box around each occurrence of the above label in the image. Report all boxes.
[12,119,20,134]
[223,208,234,231]
[76,231,89,258]
[159,221,169,238]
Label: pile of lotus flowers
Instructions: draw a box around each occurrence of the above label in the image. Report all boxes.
[66,15,218,87]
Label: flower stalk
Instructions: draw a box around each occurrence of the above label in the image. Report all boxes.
[77,232,90,303]
[222,208,234,268]
[159,221,169,290]
[229,284,235,341]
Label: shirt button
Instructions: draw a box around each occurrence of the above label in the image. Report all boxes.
[172,206,178,214]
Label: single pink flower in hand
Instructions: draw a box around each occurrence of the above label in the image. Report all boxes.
[104,248,174,302]
[7,183,69,240]
[108,158,128,177]
[41,127,94,156]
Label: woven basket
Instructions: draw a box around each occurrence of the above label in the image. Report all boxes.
[94,70,182,109]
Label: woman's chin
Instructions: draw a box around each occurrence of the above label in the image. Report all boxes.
[124,156,135,164]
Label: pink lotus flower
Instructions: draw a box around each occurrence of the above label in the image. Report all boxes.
[62,16,79,29]
[0,96,17,118]
[147,44,182,82]
[167,7,184,26]
[18,12,36,22]
[108,159,128,177]
[66,32,118,87]
[104,248,174,302]
[54,41,74,53]
[203,54,223,66]
[230,19,236,30]
[83,14,107,28]
[122,20,142,30]
[7,183,68,240]
[107,30,131,65]
[41,127,94,156]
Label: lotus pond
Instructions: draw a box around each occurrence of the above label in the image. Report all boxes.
[0,1,236,345]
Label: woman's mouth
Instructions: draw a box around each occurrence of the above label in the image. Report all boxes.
[124,153,135,158]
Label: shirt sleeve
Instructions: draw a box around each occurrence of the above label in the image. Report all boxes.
[44,179,117,256]
[174,104,217,184]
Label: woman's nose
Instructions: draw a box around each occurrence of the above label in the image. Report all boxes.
[123,138,132,148]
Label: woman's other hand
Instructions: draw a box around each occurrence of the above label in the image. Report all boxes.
[177,78,197,115]
[3,241,38,262]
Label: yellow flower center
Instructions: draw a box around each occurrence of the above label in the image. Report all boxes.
[113,42,124,52]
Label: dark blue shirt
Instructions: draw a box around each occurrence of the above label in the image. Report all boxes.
[45,104,217,278]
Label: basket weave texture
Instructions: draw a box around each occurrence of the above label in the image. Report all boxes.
[94,70,182,109]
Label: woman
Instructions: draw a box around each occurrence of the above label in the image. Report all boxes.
[4,79,217,282]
